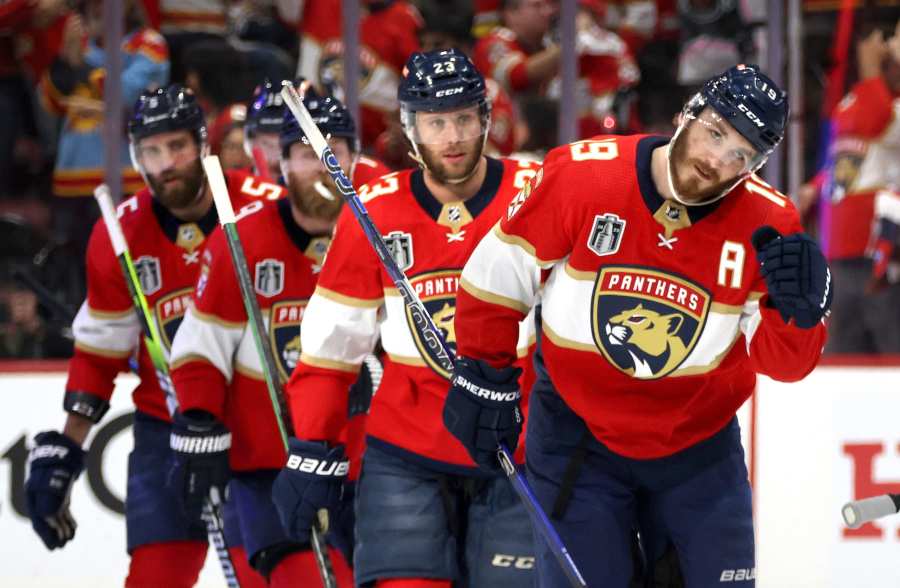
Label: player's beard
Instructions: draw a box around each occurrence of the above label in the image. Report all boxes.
[417,137,483,184]
[669,131,738,205]
[146,158,206,210]
[287,172,344,223]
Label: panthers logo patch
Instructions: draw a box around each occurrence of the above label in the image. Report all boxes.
[591,267,710,379]
[404,270,460,379]
[155,288,193,351]
[269,300,309,382]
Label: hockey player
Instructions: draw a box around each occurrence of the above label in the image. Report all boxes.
[445,64,833,587]
[167,87,378,587]
[244,80,288,181]
[271,49,540,588]
[24,84,283,587]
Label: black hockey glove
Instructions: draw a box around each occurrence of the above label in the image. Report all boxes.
[25,431,85,550]
[442,356,523,473]
[752,226,833,329]
[272,438,349,543]
[167,410,231,518]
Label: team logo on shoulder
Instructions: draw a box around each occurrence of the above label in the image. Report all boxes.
[405,270,460,379]
[591,267,710,379]
[384,231,414,272]
[587,213,626,256]
[135,256,162,295]
[255,259,285,298]
[155,288,193,351]
[269,300,308,381]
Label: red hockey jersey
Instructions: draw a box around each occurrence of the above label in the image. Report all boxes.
[287,157,540,472]
[169,198,350,472]
[65,170,285,423]
[823,76,900,260]
[455,135,828,459]
[351,154,392,188]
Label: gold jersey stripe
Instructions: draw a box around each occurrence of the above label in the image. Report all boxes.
[74,341,133,359]
[191,308,247,330]
[459,277,532,314]
[315,285,384,309]
[299,352,359,373]
[492,225,562,267]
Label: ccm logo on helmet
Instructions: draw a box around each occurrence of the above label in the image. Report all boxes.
[435,87,464,98]
[286,454,349,477]
[737,103,765,128]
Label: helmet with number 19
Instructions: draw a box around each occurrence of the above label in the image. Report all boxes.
[398,48,491,185]
[128,84,209,211]
[667,64,788,206]
[244,80,287,180]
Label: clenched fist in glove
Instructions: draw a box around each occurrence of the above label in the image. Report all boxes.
[752,226,833,329]
[167,410,231,518]
[442,356,523,473]
[25,431,85,549]
[272,439,349,543]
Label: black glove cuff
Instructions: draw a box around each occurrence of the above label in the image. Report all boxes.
[64,391,110,424]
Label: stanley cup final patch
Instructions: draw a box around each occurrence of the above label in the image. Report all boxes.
[384,231,414,272]
[587,213,626,256]
[134,256,162,296]
[255,259,285,297]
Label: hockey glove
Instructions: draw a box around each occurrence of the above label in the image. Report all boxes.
[752,226,833,329]
[442,356,523,473]
[25,431,85,550]
[272,438,349,543]
[167,410,232,518]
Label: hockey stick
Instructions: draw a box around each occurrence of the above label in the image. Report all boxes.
[201,156,337,588]
[93,185,241,588]
[280,82,587,588]
[842,493,900,529]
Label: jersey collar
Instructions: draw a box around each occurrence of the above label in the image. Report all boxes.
[277,197,315,252]
[636,136,722,224]
[409,156,503,222]
[151,197,218,243]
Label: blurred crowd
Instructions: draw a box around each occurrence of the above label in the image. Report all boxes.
[0,0,898,358]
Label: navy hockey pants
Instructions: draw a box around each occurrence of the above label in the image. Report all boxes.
[525,374,755,587]
[354,442,535,587]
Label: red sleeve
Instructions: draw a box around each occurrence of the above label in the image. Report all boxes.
[833,76,895,138]
[287,204,384,444]
[458,146,583,367]
[65,220,135,403]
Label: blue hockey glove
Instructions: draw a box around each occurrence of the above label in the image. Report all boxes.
[752,226,833,329]
[272,438,349,543]
[442,356,523,473]
[25,431,85,550]
[167,410,231,518]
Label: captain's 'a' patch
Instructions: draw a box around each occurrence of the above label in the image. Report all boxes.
[591,266,711,379]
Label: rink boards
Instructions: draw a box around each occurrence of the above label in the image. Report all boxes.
[0,360,898,587]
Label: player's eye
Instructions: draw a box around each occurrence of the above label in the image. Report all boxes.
[429,118,445,129]
[457,114,474,126]
[709,128,722,142]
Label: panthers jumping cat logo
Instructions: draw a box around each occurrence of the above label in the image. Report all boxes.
[591,266,710,379]
[605,304,688,378]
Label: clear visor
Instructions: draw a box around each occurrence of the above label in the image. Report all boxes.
[402,104,489,146]
[130,131,203,178]
[682,108,767,177]
[280,136,353,185]
[244,132,281,165]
